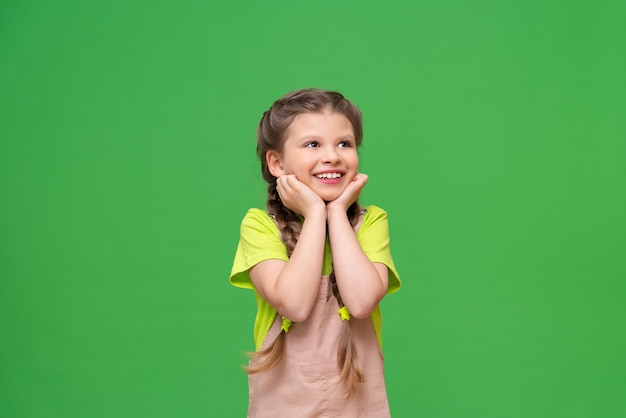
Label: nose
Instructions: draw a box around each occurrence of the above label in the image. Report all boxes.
[322,146,341,164]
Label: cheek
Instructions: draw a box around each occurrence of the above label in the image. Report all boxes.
[350,154,360,170]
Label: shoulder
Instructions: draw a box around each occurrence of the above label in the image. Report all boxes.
[240,208,277,231]
[360,205,389,228]
[238,208,284,248]
[362,205,387,218]
[243,207,271,220]
[359,205,401,294]
[357,205,392,242]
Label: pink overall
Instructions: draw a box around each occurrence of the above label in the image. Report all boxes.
[247,275,391,418]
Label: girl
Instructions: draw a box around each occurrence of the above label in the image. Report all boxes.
[230,88,401,417]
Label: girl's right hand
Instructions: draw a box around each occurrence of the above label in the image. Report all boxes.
[276,174,326,219]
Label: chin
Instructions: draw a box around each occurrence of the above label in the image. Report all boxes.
[320,193,342,203]
[314,186,348,203]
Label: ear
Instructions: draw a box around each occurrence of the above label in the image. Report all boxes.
[266,150,285,178]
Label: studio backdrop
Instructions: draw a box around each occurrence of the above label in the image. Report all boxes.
[1,1,624,417]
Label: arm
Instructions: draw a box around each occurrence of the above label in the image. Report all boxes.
[249,175,327,322]
[326,174,388,319]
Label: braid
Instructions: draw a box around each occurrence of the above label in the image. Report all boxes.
[266,180,302,257]
[244,181,303,374]
[243,327,286,374]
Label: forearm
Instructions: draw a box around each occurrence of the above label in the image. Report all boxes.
[270,210,327,321]
[327,208,387,318]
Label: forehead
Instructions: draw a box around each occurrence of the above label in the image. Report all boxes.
[287,111,354,137]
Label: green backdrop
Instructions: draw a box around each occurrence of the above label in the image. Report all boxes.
[1,1,625,417]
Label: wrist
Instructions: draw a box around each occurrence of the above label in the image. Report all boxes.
[303,202,327,221]
[326,204,349,222]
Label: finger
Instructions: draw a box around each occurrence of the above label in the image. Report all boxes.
[276,176,289,198]
[278,175,293,192]
[354,173,368,184]
[283,174,299,189]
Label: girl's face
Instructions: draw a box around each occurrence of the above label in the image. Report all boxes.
[266,110,359,202]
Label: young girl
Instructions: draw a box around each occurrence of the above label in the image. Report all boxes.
[230,88,401,417]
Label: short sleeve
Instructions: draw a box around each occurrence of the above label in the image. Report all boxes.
[358,206,401,295]
[229,208,289,289]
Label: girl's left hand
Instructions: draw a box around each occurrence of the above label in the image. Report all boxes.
[326,173,368,213]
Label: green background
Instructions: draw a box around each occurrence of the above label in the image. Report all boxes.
[1,1,625,417]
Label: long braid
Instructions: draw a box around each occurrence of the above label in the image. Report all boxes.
[243,181,302,374]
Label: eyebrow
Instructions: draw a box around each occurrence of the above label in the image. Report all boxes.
[298,134,355,141]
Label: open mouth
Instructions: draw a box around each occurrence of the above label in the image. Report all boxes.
[315,172,343,179]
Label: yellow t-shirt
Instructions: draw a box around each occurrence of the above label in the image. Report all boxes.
[229,205,401,350]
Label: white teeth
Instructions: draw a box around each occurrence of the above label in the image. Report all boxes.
[316,172,342,179]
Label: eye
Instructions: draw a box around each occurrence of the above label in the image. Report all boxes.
[304,141,319,148]
[338,140,353,148]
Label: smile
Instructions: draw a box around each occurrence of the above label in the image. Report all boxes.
[315,172,343,179]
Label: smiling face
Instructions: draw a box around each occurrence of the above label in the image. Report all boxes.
[266,110,359,202]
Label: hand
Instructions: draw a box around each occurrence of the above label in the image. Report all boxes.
[276,175,326,218]
[326,173,368,213]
